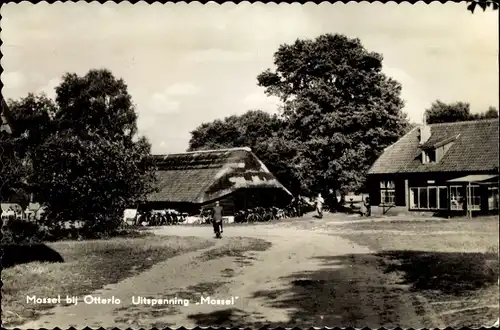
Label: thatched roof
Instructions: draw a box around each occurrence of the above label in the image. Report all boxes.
[147,147,292,204]
[368,118,499,174]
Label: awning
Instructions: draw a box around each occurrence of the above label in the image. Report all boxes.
[447,174,499,184]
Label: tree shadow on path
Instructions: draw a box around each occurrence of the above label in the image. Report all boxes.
[184,250,498,328]
[251,251,497,328]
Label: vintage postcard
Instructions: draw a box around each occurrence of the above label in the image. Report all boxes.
[1,1,498,329]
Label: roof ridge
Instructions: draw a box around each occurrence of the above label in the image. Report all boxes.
[153,147,252,157]
[428,118,499,127]
[367,125,420,173]
[369,116,498,175]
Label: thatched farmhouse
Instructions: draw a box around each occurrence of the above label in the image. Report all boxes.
[145,147,293,216]
[367,118,499,217]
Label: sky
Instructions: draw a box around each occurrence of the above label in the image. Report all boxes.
[1,2,498,154]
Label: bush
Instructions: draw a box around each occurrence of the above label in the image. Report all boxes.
[1,217,149,244]
[1,219,45,244]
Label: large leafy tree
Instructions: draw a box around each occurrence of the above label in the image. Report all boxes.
[13,69,158,233]
[188,110,303,194]
[34,130,155,232]
[425,100,498,124]
[257,34,409,194]
[481,106,499,119]
[0,94,57,208]
[54,69,138,141]
[188,110,283,151]
[0,134,28,207]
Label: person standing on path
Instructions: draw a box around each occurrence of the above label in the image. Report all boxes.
[316,193,324,219]
[212,201,223,235]
[364,196,371,217]
[296,194,303,217]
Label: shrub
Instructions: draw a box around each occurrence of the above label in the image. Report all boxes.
[1,219,45,244]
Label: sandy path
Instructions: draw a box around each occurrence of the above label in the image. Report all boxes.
[20,222,439,328]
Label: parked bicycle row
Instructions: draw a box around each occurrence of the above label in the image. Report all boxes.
[128,209,188,226]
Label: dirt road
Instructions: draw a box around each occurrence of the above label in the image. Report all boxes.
[20,220,442,328]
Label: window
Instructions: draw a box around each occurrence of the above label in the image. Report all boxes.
[488,187,499,210]
[427,150,436,163]
[410,188,418,209]
[438,187,448,209]
[422,150,436,164]
[429,187,437,209]
[467,185,481,211]
[380,180,395,205]
[419,187,428,208]
[450,186,465,210]
[410,186,448,210]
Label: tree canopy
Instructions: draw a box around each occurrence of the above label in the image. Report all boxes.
[2,69,157,234]
[188,110,302,193]
[190,34,410,195]
[189,110,284,151]
[424,100,498,124]
[0,94,57,208]
[54,70,138,141]
[467,0,499,13]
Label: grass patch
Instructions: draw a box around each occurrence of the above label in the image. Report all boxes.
[187,308,255,327]
[336,216,499,327]
[175,281,230,302]
[378,251,498,294]
[1,235,214,327]
[336,216,498,234]
[337,216,498,253]
[197,237,272,262]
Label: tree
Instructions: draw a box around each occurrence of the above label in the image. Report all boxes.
[0,94,57,208]
[188,110,303,194]
[33,130,155,232]
[257,34,409,194]
[467,0,499,13]
[21,69,157,234]
[0,134,28,207]
[425,101,472,124]
[425,101,498,124]
[478,106,499,119]
[188,110,283,151]
[54,69,138,141]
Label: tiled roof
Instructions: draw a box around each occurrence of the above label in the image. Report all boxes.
[368,118,499,174]
[147,147,292,204]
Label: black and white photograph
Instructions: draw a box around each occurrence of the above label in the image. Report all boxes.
[1,1,499,329]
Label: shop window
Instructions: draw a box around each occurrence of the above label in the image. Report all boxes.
[488,187,499,210]
[410,186,448,210]
[450,186,465,211]
[380,181,395,205]
[438,187,448,209]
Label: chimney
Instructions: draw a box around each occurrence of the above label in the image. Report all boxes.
[419,112,431,145]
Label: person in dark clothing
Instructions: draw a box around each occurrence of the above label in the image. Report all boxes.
[212,201,223,234]
[364,196,371,217]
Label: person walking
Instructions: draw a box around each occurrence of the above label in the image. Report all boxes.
[212,201,223,236]
[316,193,324,219]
